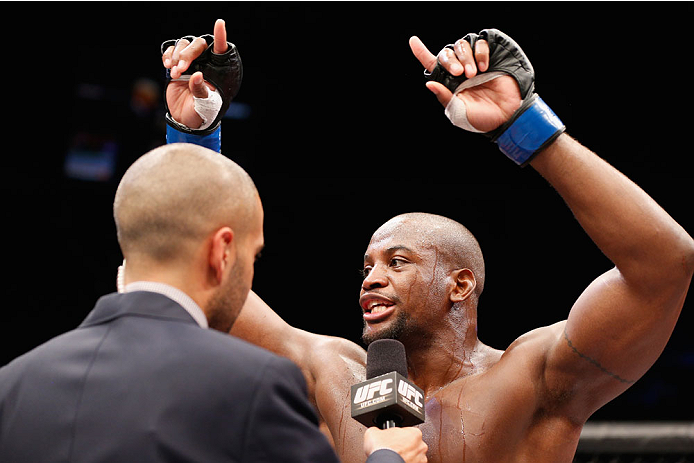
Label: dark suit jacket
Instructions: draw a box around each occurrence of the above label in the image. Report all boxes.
[0,291,404,463]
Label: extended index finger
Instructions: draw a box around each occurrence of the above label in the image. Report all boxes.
[213,18,228,54]
[409,36,437,72]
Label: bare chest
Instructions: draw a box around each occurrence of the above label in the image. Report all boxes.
[333,378,577,463]
[416,381,531,463]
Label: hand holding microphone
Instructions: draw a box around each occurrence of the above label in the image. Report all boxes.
[364,427,428,463]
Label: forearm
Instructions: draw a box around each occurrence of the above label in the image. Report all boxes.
[530,134,694,285]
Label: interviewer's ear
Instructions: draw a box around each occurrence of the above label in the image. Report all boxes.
[450,268,476,303]
[209,227,236,283]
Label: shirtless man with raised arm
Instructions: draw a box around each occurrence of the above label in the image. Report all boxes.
[161,19,694,463]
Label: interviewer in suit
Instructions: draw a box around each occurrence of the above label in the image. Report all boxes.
[0,143,427,463]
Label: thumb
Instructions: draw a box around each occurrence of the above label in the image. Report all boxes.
[425,81,453,107]
[189,72,210,99]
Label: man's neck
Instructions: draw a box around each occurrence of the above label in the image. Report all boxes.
[122,260,210,319]
[404,319,485,398]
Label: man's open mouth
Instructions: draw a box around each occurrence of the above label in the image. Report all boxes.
[361,295,395,322]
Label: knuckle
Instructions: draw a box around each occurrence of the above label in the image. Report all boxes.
[193,36,208,49]
[436,48,450,61]
[475,40,489,54]
[454,41,473,64]
[454,38,469,51]
[181,38,207,60]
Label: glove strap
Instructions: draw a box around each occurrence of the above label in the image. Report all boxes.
[166,113,221,153]
[493,94,565,166]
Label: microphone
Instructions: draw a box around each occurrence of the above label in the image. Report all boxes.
[351,339,425,429]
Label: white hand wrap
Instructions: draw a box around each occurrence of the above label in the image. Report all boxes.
[444,71,506,133]
[117,260,125,294]
[170,75,223,130]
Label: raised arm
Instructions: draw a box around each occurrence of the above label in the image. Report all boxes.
[411,30,694,420]
[230,291,325,387]
[231,291,370,462]
[532,134,694,416]
[158,21,390,459]
[159,18,369,385]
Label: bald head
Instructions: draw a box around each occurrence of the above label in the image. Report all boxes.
[113,143,259,263]
[373,212,486,297]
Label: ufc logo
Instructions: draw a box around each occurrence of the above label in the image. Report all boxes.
[353,379,394,404]
[398,380,424,407]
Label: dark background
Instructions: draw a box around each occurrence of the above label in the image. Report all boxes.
[3,2,693,422]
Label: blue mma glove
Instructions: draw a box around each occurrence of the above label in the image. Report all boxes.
[425,29,565,166]
[161,34,243,152]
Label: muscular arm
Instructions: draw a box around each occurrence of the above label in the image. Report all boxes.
[230,291,326,396]
[230,291,368,394]
[532,134,694,419]
[411,32,694,421]
[231,292,371,462]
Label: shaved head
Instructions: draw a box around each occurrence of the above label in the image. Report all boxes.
[373,212,485,298]
[113,143,259,263]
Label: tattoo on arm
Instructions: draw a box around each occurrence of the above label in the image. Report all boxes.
[564,327,636,384]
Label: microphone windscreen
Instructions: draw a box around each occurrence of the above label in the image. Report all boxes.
[366,339,408,379]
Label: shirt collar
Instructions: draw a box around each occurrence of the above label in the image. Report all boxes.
[123,281,209,329]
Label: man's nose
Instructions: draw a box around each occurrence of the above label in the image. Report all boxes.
[362,265,387,291]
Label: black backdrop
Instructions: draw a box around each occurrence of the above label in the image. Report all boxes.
[4,2,693,422]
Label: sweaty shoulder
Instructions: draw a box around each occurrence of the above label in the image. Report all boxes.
[502,320,566,360]
[485,321,568,394]
[494,320,572,407]
[306,333,367,384]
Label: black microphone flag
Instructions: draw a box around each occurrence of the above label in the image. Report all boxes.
[351,339,425,428]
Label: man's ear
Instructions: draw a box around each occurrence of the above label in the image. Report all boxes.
[209,227,236,283]
[450,268,477,303]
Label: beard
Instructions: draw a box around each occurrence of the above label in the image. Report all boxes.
[205,259,250,333]
[361,309,409,346]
